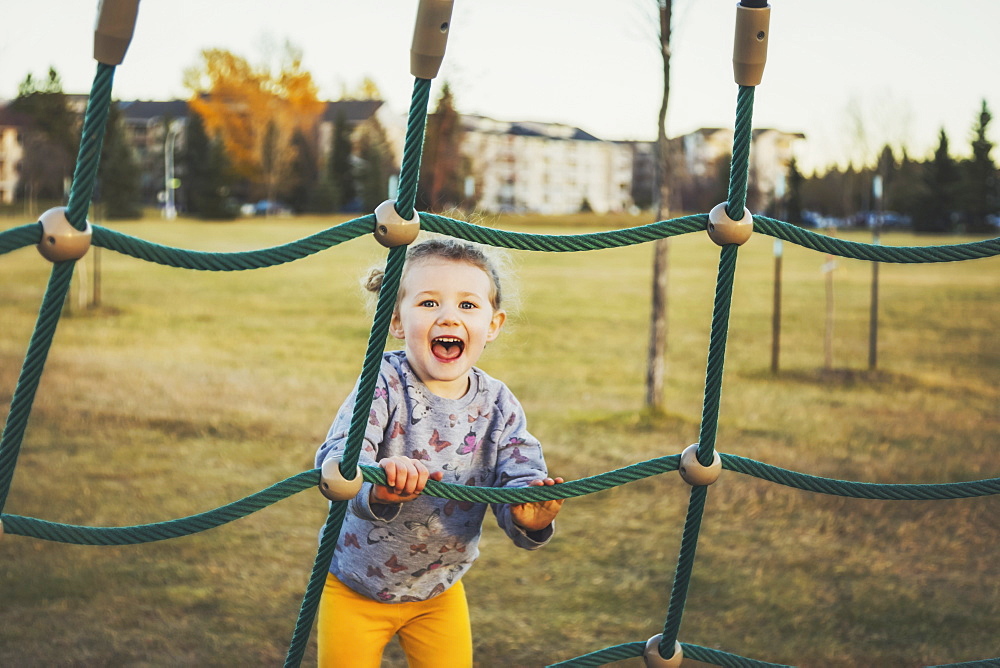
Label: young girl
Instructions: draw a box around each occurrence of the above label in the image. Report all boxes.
[315,237,564,667]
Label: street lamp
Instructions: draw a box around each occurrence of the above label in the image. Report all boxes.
[164,120,182,220]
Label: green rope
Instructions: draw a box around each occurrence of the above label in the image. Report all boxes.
[2,470,317,544]
[754,216,1000,263]
[92,217,374,270]
[0,261,75,513]
[697,245,739,464]
[283,500,347,667]
[5,457,997,547]
[546,642,646,666]
[659,485,709,655]
[66,63,115,230]
[726,86,755,218]
[0,223,41,255]
[394,78,432,219]
[420,212,708,250]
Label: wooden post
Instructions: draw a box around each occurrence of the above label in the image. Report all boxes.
[868,175,882,371]
[771,238,782,374]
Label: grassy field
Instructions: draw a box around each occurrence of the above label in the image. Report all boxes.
[0,212,997,667]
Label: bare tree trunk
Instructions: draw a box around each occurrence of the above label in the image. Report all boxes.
[645,0,672,410]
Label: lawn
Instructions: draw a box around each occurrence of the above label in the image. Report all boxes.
[0,212,997,667]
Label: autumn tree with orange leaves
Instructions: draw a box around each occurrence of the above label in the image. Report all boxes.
[184,44,324,204]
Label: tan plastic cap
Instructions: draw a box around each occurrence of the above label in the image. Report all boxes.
[643,636,683,668]
[320,458,364,502]
[410,0,455,79]
[94,0,141,65]
[37,207,92,263]
[679,443,723,487]
[374,200,421,248]
[733,3,771,86]
[707,202,753,246]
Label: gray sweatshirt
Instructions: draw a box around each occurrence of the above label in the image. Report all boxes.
[316,351,553,602]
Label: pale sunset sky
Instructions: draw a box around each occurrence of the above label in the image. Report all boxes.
[2,0,999,172]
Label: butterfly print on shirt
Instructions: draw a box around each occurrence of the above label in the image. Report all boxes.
[509,447,529,464]
[411,556,445,578]
[400,582,445,602]
[367,565,385,579]
[367,526,392,545]
[390,421,406,438]
[458,429,481,455]
[385,555,407,573]
[411,448,430,461]
[500,437,526,451]
[429,429,451,452]
[404,508,443,539]
[343,533,361,549]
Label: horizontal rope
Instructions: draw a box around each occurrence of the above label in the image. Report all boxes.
[545,641,796,667]
[92,217,374,270]
[722,454,1000,500]
[0,223,40,256]
[754,216,1000,263]
[2,470,317,545]
[420,212,706,251]
[5,452,997,546]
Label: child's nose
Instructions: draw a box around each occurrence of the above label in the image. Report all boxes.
[436,305,461,324]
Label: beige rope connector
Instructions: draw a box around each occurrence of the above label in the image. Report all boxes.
[94,0,141,66]
[643,635,683,668]
[37,207,92,263]
[733,1,771,86]
[319,458,365,502]
[707,202,753,247]
[410,0,455,79]
[678,444,723,487]
[374,200,420,248]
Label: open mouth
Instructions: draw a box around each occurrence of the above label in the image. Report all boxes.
[432,336,465,362]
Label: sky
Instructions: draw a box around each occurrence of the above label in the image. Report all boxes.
[2,0,1000,173]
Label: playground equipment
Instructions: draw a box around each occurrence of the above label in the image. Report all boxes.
[1,1,998,666]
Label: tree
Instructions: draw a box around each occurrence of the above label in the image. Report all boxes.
[184,43,324,203]
[785,156,804,224]
[327,109,355,211]
[288,128,320,213]
[418,83,467,212]
[182,110,237,220]
[914,129,959,233]
[10,67,79,204]
[645,0,674,411]
[963,99,996,233]
[97,101,142,219]
[355,117,394,212]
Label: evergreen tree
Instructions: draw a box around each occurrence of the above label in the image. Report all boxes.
[964,99,996,233]
[914,129,959,232]
[97,102,142,219]
[10,67,78,201]
[419,82,466,211]
[288,129,320,213]
[785,156,804,224]
[182,111,237,220]
[354,118,393,212]
[327,109,355,211]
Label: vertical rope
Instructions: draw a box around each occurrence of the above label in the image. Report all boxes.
[697,244,739,464]
[0,262,75,512]
[339,245,407,476]
[283,500,348,667]
[394,78,432,219]
[66,63,116,230]
[656,81,753,654]
[726,85,755,218]
[283,76,434,667]
[659,484,708,655]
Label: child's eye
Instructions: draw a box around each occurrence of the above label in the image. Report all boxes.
[419,299,437,308]
[460,301,477,310]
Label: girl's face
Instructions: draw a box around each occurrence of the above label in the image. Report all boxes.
[389,257,506,399]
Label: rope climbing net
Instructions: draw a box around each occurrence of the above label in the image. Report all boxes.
[1,2,999,666]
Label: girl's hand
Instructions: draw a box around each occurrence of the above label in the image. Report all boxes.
[371,456,443,504]
[511,477,565,532]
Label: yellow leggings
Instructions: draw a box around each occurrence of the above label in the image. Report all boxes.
[316,573,473,668]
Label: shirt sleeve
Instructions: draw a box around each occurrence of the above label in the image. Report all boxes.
[315,365,402,523]
[489,389,555,549]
